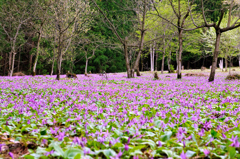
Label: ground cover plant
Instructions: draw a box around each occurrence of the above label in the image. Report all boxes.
[0,71,240,159]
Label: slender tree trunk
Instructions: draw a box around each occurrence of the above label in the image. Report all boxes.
[10,52,16,77]
[33,30,42,76]
[141,55,144,71]
[17,51,20,72]
[177,29,183,79]
[124,42,132,78]
[56,33,62,80]
[51,57,55,76]
[225,54,228,72]
[85,59,88,74]
[161,38,166,74]
[229,56,232,75]
[209,31,221,82]
[238,56,240,67]
[29,53,33,74]
[150,44,154,72]
[155,51,158,71]
[8,52,12,76]
[167,51,172,72]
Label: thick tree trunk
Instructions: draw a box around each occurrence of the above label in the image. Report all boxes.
[33,31,42,76]
[136,67,140,76]
[177,30,183,79]
[209,31,221,82]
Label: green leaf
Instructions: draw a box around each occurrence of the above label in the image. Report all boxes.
[211,129,218,138]
[103,149,117,159]
[40,129,47,135]
[229,147,236,159]
[24,155,35,159]
[64,148,82,159]
[162,150,174,157]
[186,150,196,158]
[138,139,156,149]
[161,131,172,142]
[51,143,64,156]
[74,154,81,159]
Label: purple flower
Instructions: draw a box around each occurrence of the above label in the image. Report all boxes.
[9,152,14,159]
[42,139,48,145]
[203,149,210,156]
[180,151,188,159]
[158,141,162,147]
[45,150,55,156]
[230,135,240,147]
[124,144,129,151]
[133,156,139,159]
[0,143,5,151]
[222,133,226,139]
[206,137,214,146]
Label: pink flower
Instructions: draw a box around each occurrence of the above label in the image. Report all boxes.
[203,149,210,156]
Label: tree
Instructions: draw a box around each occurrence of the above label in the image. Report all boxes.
[32,0,52,76]
[91,0,148,78]
[0,0,33,76]
[191,0,240,81]
[49,0,91,80]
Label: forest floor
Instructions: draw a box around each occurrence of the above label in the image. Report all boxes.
[0,69,240,158]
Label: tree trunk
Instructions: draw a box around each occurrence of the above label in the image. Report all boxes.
[10,52,16,77]
[136,67,140,76]
[167,50,172,72]
[29,53,33,74]
[8,52,12,76]
[238,56,240,67]
[51,57,55,76]
[155,51,158,71]
[150,44,154,72]
[124,42,132,78]
[56,33,62,80]
[209,31,221,82]
[225,55,228,72]
[33,31,42,76]
[85,59,88,74]
[177,29,183,79]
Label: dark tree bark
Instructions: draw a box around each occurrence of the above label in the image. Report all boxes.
[209,31,221,82]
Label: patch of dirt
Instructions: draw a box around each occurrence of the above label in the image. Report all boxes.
[0,142,38,159]
[185,73,207,77]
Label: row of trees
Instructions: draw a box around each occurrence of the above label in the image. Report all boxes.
[0,0,240,81]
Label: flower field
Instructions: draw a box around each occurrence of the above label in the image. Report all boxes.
[0,72,240,159]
